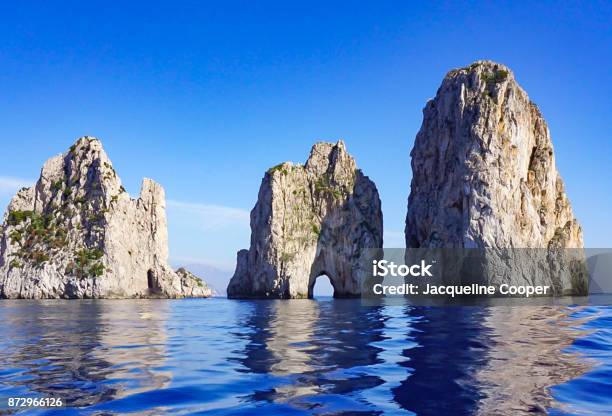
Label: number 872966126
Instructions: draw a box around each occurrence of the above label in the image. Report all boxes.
[7,397,64,408]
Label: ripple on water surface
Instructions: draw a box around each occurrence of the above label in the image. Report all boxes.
[0,299,610,415]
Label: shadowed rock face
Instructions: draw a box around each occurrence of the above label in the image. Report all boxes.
[227,140,383,299]
[406,61,583,250]
[0,137,212,299]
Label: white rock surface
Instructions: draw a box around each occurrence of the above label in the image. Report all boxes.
[0,137,212,299]
[228,140,383,298]
[405,61,586,294]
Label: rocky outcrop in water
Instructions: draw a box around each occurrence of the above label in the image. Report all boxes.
[406,61,583,249]
[405,61,586,294]
[0,137,212,299]
[406,61,586,294]
[227,140,383,299]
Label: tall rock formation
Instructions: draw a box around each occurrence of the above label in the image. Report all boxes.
[0,137,212,299]
[405,61,586,294]
[228,140,383,299]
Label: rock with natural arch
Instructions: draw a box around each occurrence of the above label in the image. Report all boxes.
[227,140,383,299]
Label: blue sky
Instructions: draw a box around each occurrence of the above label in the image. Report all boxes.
[0,1,610,291]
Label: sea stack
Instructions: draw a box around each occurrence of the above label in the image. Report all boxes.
[0,137,212,299]
[405,61,586,294]
[227,140,383,299]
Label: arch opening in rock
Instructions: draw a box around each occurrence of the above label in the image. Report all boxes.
[147,269,159,295]
[310,274,335,298]
[227,140,383,299]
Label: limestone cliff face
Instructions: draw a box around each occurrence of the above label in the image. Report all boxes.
[0,137,212,299]
[228,141,383,299]
[405,61,586,294]
[406,61,582,249]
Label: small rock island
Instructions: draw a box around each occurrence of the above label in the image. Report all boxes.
[227,141,383,299]
[0,137,212,299]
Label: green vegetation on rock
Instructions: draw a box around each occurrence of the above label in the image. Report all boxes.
[480,69,509,87]
[267,163,289,176]
[7,210,69,268]
[7,210,35,226]
[65,248,105,278]
[51,179,64,192]
[9,259,22,269]
[313,173,346,200]
[311,224,320,236]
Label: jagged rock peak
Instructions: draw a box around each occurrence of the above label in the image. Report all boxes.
[228,140,383,299]
[0,136,212,299]
[406,60,583,250]
[405,61,585,294]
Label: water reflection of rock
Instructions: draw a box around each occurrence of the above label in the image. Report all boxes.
[474,307,591,415]
[392,306,590,416]
[238,300,385,410]
[0,300,171,408]
[392,307,492,415]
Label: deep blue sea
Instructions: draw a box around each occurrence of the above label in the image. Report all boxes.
[0,298,610,415]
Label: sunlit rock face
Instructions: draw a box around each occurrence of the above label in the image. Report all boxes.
[0,137,211,299]
[405,61,586,294]
[227,140,383,299]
